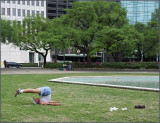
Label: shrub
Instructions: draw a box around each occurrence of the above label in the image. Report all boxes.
[45,62,159,69]
[20,63,38,67]
[139,62,159,69]
[45,63,63,69]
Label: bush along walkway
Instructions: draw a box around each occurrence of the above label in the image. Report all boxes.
[45,62,159,71]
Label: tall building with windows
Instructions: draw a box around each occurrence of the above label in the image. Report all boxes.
[46,0,120,19]
[120,0,159,24]
[46,0,76,19]
[1,0,51,67]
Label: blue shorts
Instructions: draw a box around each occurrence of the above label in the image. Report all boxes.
[39,86,51,96]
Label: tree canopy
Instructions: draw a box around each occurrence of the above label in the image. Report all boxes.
[144,8,159,61]
[2,15,61,66]
[94,25,143,61]
[2,1,156,64]
[62,1,128,65]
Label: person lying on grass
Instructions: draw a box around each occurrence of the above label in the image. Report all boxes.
[15,86,61,106]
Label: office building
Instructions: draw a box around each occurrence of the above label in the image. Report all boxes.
[47,0,75,19]
[46,0,120,19]
[121,0,159,24]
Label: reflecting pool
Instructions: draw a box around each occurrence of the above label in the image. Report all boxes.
[49,76,159,91]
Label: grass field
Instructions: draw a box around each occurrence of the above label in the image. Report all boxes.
[1,72,159,122]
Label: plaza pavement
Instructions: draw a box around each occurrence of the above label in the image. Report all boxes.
[1,67,159,74]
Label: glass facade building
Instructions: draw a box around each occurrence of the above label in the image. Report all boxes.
[121,0,159,24]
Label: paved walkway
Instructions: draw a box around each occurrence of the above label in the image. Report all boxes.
[1,67,158,74]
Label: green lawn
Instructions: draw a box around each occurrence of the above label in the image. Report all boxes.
[1,73,159,122]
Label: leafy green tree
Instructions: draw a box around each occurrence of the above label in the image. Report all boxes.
[1,19,17,44]
[144,8,159,61]
[144,28,159,60]
[134,22,146,61]
[148,8,159,28]
[49,17,77,62]
[94,25,143,61]
[8,15,59,66]
[63,1,128,65]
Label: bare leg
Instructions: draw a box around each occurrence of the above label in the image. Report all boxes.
[22,88,41,94]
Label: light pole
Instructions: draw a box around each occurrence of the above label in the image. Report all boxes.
[156,53,159,62]
[100,49,104,63]
[77,49,80,62]
[141,45,143,62]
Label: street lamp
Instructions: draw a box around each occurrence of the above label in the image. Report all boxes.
[100,49,104,63]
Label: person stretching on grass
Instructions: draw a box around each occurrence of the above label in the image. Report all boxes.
[15,86,61,106]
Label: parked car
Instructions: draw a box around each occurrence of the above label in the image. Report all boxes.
[7,62,22,68]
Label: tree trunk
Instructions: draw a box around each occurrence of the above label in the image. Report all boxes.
[43,49,49,67]
[43,56,46,67]
[86,53,91,67]
[63,48,65,63]
[112,53,120,62]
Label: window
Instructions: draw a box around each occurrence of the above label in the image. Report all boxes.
[32,10,35,16]
[41,1,44,7]
[12,8,16,16]
[7,8,10,16]
[22,1,25,5]
[27,10,30,15]
[22,9,25,17]
[36,1,39,6]
[12,1,15,4]
[27,1,30,5]
[32,1,35,6]
[1,1,5,3]
[17,0,20,4]
[18,9,21,16]
[38,53,44,62]
[36,11,39,15]
[29,52,34,63]
[2,8,5,15]
[41,11,44,17]
[7,0,10,3]
[18,21,21,24]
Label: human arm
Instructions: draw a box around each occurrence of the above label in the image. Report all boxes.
[49,100,62,103]
[40,101,61,106]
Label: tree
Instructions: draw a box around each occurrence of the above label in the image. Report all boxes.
[144,8,159,61]
[1,19,15,44]
[134,22,146,61]
[9,15,59,67]
[63,1,128,66]
[148,8,159,28]
[49,17,77,62]
[94,25,143,61]
[144,28,159,60]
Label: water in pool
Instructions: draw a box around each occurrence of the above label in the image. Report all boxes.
[57,76,159,89]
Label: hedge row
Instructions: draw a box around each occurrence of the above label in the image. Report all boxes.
[98,62,159,69]
[20,63,38,67]
[45,63,63,69]
[45,62,159,69]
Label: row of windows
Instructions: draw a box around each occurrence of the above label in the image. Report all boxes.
[1,8,44,17]
[1,0,45,7]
